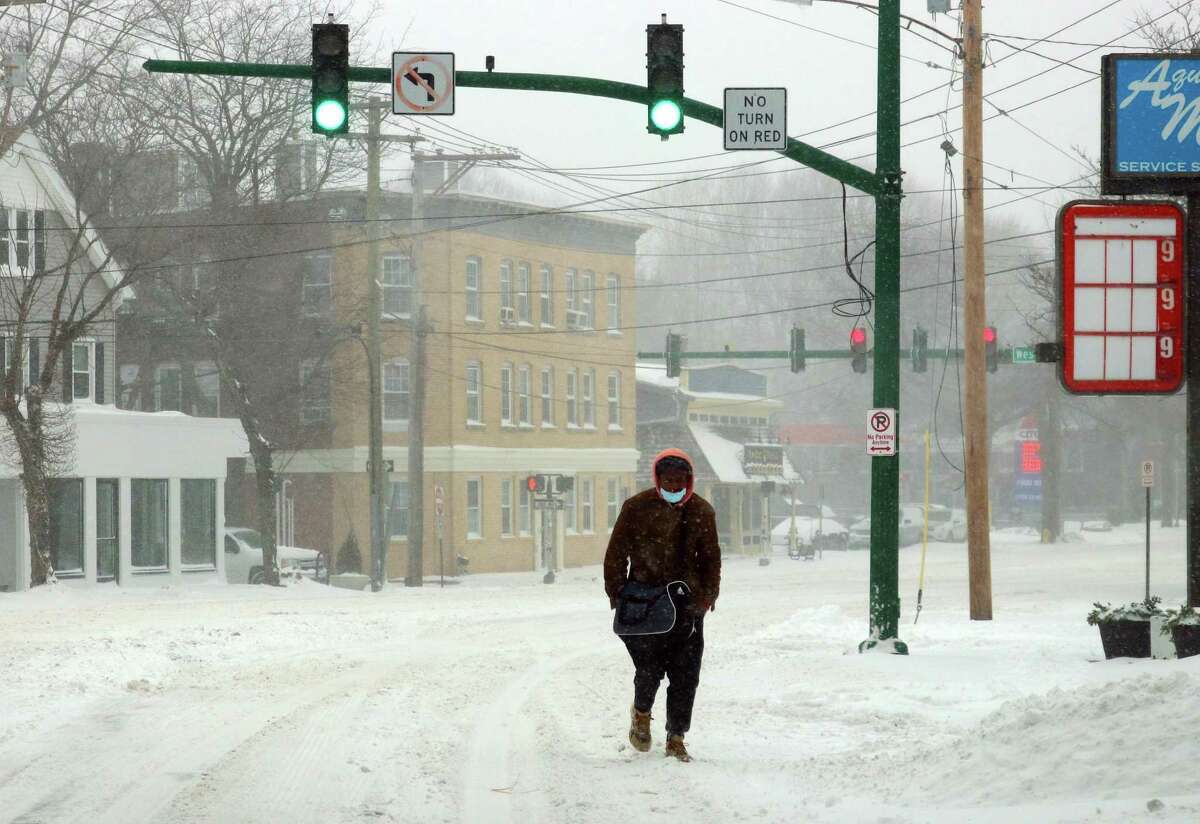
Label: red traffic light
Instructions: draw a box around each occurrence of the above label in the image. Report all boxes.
[850,328,868,350]
[526,475,539,492]
[983,326,997,344]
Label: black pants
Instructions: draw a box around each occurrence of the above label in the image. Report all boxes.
[621,614,705,737]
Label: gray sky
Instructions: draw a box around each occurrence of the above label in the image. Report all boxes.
[362,0,1174,219]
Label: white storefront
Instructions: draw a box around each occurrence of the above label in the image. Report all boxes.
[0,405,246,591]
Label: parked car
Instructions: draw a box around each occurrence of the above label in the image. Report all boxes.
[223,527,328,585]
[929,507,967,542]
[848,505,927,549]
[771,505,849,552]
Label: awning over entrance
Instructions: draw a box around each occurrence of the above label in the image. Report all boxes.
[687,424,799,486]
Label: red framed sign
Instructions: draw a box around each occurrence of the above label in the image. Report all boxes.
[1058,200,1185,395]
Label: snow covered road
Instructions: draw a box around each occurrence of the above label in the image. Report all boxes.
[2,524,1199,823]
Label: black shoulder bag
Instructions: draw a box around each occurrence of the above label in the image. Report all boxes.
[612,509,691,636]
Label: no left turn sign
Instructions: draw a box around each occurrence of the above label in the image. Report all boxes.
[393,52,455,115]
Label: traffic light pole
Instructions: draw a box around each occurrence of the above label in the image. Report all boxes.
[868,0,905,652]
[144,7,904,648]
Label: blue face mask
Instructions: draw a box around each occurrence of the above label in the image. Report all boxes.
[659,486,686,504]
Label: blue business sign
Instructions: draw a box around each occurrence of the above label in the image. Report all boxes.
[1103,54,1200,195]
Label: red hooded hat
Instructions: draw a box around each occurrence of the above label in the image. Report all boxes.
[652,448,696,506]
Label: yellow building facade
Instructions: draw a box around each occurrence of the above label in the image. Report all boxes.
[282,193,643,579]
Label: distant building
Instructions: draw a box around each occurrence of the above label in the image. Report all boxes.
[636,363,798,553]
[115,185,644,578]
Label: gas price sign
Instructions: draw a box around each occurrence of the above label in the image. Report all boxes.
[1058,200,1185,395]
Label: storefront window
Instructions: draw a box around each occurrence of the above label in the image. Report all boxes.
[49,478,84,574]
[182,479,216,566]
[132,479,169,568]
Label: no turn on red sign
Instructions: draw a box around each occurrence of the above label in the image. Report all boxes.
[866,408,897,457]
[392,52,456,115]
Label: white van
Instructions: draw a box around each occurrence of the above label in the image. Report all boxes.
[223,527,327,584]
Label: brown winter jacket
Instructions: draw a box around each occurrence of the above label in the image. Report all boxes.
[603,488,722,614]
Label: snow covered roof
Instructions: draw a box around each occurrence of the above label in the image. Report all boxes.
[687,423,799,485]
[635,362,679,390]
[0,404,247,479]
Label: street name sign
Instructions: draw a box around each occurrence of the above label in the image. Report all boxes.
[533,498,565,510]
[1012,346,1036,364]
[1057,200,1185,395]
[1103,54,1200,195]
[866,408,897,457]
[723,88,786,151]
[393,52,455,115]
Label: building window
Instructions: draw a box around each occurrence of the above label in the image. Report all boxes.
[466,362,482,424]
[382,254,414,317]
[539,265,553,325]
[581,477,593,533]
[182,479,217,567]
[607,371,620,429]
[607,477,620,531]
[582,369,595,428]
[49,478,84,574]
[580,271,594,328]
[302,254,333,316]
[566,369,577,427]
[383,360,410,422]
[388,480,409,540]
[517,262,532,323]
[565,268,577,316]
[501,478,513,536]
[132,478,169,569]
[466,478,482,538]
[500,363,513,425]
[154,364,182,412]
[465,256,482,320]
[71,341,93,401]
[519,484,531,535]
[540,366,554,426]
[518,365,531,426]
[499,259,514,320]
[300,359,331,424]
[564,480,577,532]
[194,362,220,416]
[96,478,119,581]
[606,275,621,331]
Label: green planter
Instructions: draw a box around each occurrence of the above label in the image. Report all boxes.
[1170,624,1200,659]
[1097,619,1152,659]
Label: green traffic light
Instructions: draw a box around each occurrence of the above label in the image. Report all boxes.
[649,99,682,132]
[314,99,347,132]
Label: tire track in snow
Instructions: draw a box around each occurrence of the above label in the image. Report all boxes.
[459,642,601,824]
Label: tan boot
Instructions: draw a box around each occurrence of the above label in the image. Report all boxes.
[628,705,652,752]
[665,734,691,762]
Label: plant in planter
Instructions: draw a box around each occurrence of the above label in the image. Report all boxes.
[1160,604,1200,659]
[1087,596,1163,659]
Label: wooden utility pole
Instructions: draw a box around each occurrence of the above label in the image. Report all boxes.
[963,0,993,619]
[354,98,422,590]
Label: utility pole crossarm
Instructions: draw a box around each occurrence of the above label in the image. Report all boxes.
[142,60,880,197]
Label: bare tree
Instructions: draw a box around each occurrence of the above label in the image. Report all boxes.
[0,138,148,585]
[1,1,148,158]
[82,0,380,585]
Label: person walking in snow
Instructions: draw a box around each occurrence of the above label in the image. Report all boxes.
[604,449,721,762]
